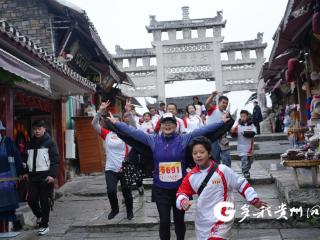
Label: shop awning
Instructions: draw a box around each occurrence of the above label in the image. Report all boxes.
[0,48,51,92]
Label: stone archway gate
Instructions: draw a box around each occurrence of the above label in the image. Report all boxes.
[113,7,267,102]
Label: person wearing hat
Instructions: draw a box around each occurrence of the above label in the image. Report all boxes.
[252,101,263,135]
[22,120,59,236]
[108,108,230,240]
[154,103,186,134]
[0,120,23,235]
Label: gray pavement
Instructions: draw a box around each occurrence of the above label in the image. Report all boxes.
[10,228,320,240]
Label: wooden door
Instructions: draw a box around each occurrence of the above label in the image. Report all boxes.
[73,117,104,173]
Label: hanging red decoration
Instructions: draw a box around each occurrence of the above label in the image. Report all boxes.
[287,58,301,73]
[285,70,295,83]
[286,58,302,82]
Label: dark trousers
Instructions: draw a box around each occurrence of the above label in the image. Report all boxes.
[254,122,261,135]
[143,156,154,178]
[28,180,53,228]
[240,155,253,173]
[153,187,185,240]
[136,179,143,188]
[105,171,133,213]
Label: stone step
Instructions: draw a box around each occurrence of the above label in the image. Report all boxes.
[229,133,288,142]
[51,227,320,240]
[229,142,259,151]
[270,165,320,208]
[230,152,281,161]
[68,218,298,234]
[230,140,288,160]
[68,186,304,233]
[71,182,293,234]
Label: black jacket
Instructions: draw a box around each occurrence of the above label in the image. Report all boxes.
[252,105,263,123]
[238,118,253,126]
[26,133,59,181]
[238,118,256,138]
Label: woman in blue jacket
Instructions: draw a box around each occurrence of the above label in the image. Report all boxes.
[0,121,23,234]
[107,105,230,240]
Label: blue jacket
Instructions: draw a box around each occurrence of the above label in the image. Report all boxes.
[0,136,23,175]
[0,136,23,213]
[115,121,224,189]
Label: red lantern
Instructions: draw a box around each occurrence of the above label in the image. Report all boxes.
[285,70,295,83]
[286,58,302,82]
[287,58,301,74]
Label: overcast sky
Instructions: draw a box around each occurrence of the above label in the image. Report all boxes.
[68,0,288,114]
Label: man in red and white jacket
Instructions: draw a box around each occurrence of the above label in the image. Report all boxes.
[205,91,231,167]
[176,137,265,240]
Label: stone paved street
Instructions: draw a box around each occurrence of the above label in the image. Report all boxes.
[10,228,320,240]
[10,136,320,239]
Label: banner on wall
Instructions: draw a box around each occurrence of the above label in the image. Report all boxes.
[15,92,52,113]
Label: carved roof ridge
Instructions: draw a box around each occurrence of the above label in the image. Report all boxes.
[49,0,131,86]
[149,17,223,25]
[117,47,154,51]
[113,46,156,58]
[146,17,226,32]
[223,39,263,45]
[222,35,267,51]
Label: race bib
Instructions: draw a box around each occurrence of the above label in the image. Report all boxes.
[159,162,182,182]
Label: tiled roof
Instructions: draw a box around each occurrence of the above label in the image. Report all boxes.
[0,20,96,91]
[49,0,132,86]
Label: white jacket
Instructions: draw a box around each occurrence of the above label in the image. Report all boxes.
[27,148,50,172]
[176,162,259,240]
[139,121,155,133]
[183,115,204,133]
[233,122,256,156]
